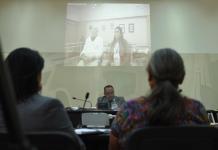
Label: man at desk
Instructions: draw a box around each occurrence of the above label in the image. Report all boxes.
[96,85,125,110]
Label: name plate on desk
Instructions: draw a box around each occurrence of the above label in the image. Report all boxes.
[82,112,109,127]
[66,107,118,114]
[75,128,111,135]
[66,107,117,128]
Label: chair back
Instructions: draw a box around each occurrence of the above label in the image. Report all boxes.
[207,110,218,124]
[0,131,81,150]
[126,126,218,150]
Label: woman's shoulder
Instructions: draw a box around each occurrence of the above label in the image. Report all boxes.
[182,97,206,112]
[30,94,64,108]
[183,97,205,107]
[182,97,209,124]
[121,96,149,111]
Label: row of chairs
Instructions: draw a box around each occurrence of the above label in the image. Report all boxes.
[0,126,218,150]
[0,110,218,150]
[207,110,218,125]
[126,126,218,150]
[0,131,80,150]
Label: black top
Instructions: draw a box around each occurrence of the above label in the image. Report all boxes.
[0,93,85,150]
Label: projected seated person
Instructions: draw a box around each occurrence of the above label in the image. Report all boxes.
[96,85,125,110]
[0,48,85,150]
[77,27,104,66]
[102,26,131,66]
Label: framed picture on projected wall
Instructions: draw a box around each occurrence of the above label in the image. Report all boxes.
[129,23,134,33]
[119,24,125,33]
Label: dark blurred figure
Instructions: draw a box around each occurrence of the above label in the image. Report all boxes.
[0,47,85,150]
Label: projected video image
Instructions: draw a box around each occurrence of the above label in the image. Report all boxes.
[65,3,150,66]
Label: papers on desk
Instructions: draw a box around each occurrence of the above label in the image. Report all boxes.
[75,128,111,135]
[210,123,218,127]
[108,114,116,119]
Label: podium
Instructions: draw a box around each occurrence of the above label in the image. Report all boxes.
[66,107,117,128]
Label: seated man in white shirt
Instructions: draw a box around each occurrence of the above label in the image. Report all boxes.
[78,27,104,66]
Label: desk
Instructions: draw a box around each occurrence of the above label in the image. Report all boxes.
[66,108,117,128]
[66,108,116,150]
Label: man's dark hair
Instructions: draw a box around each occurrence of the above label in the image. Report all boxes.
[5,47,44,102]
[104,85,114,92]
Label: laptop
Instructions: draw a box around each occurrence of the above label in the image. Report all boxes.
[97,102,109,110]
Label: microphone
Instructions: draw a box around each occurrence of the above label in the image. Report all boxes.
[82,92,90,109]
[85,92,89,100]
[72,95,92,108]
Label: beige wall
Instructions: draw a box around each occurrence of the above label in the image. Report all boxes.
[0,0,67,51]
[150,0,218,53]
[40,53,218,110]
[1,0,218,109]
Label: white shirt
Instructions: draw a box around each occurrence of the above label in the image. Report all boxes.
[80,36,104,59]
[113,42,120,66]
